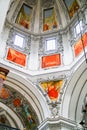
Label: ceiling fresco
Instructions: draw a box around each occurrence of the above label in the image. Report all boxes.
[40,80,63,101]
[0,84,39,130]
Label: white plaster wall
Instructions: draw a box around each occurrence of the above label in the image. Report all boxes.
[61,61,87,120]
[28,38,39,70]
[56,0,67,28]
[0,27,10,58]
[0,0,11,34]
[33,0,40,33]
[62,33,73,65]
[0,0,11,59]
[69,71,87,121]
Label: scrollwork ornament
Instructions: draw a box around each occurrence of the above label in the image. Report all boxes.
[58,46,63,52]
[24,36,31,53]
[49,101,60,117]
[52,107,58,116]
[6,28,15,45]
[57,33,62,44]
[38,37,43,55]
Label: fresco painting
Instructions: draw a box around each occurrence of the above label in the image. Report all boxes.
[74,33,87,57]
[0,87,10,99]
[43,8,58,31]
[16,4,32,29]
[41,80,63,100]
[0,85,38,130]
[42,54,61,68]
[0,115,10,125]
[13,98,21,107]
[23,105,35,124]
[63,0,79,18]
[7,48,26,66]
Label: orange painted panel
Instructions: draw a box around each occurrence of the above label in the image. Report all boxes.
[7,48,26,66]
[42,54,61,68]
[74,33,87,57]
[41,80,63,100]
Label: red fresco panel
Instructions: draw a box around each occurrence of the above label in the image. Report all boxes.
[42,54,61,68]
[7,48,26,66]
[74,33,87,57]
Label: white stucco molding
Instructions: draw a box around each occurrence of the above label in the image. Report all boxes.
[61,60,87,123]
[38,116,76,130]
[5,71,50,123]
[0,102,23,130]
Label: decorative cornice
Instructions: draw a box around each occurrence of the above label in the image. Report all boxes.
[38,116,76,130]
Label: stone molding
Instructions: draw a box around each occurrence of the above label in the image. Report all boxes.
[38,116,77,130]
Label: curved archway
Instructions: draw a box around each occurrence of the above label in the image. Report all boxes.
[61,61,87,124]
[4,71,50,124]
[0,102,23,129]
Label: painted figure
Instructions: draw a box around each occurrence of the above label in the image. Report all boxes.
[16,4,32,29]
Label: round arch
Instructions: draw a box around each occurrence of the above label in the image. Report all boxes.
[4,71,50,124]
[0,102,23,129]
[61,61,87,123]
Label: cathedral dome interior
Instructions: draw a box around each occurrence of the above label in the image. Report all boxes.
[0,0,87,130]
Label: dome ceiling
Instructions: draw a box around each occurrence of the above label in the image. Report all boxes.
[0,0,87,129]
[7,0,80,33]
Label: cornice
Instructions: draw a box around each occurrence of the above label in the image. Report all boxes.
[38,116,76,130]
